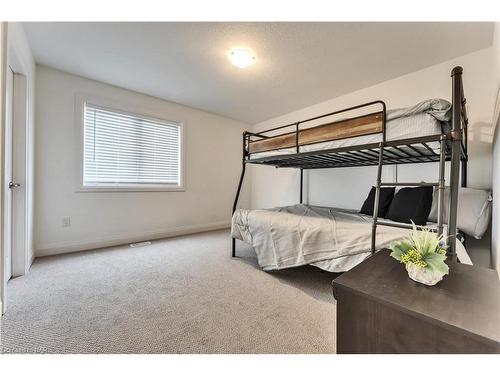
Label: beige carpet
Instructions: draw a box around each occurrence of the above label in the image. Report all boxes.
[0,230,336,354]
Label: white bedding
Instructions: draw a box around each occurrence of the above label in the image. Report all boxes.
[231,204,471,272]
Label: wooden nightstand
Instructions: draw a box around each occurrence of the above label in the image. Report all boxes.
[332,249,500,354]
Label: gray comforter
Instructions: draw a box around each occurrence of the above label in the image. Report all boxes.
[231,204,470,272]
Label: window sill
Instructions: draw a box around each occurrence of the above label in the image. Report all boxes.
[76,185,185,193]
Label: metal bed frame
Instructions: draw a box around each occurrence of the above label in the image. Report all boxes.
[232,67,468,261]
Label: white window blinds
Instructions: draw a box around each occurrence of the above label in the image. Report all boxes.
[83,103,181,187]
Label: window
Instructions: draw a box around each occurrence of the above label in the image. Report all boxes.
[81,102,183,191]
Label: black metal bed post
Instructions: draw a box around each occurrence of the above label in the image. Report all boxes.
[300,169,304,204]
[371,146,384,254]
[232,131,248,257]
[437,135,446,236]
[461,155,468,188]
[461,93,469,189]
[371,103,387,254]
[447,66,463,260]
[295,122,304,204]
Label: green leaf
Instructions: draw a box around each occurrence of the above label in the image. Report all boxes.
[389,241,412,261]
[423,252,449,275]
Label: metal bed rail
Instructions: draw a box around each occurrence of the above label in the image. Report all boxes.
[246,135,445,169]
[249,100,387,138]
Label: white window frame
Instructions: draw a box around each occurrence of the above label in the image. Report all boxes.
[75,93,185,192]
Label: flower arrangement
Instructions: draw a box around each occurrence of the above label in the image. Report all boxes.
[389,222,449,286]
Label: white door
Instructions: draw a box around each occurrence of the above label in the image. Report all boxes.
[3,66,13,284]
[11,72,27,277]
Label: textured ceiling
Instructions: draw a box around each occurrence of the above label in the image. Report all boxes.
[23,22,494,123]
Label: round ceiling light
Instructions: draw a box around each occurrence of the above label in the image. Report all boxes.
[228,47,256,69]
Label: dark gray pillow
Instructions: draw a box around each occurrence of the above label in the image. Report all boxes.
[385,186,433,225]
[360,187,395,217]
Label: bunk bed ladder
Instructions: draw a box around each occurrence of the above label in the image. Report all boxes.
[371,67,464,258]
[370,137,448,254]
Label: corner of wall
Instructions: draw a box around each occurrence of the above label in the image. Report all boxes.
[491,22,500,271]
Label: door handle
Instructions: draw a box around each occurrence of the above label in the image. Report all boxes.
[8,182,21,189]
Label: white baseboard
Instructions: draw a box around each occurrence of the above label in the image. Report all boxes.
[35,221,231,258]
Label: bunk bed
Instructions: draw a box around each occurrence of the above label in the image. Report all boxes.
[231,67,469,271]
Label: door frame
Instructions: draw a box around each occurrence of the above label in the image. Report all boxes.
[3,65,13,283]
[0,22,7,315]
[11,71,28,277]
[0,23,31,314]
[5,31,30,278]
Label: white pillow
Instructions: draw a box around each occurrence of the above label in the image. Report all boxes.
[428,187,492,239]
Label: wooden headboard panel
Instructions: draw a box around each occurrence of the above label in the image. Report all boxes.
[248,111,384,154]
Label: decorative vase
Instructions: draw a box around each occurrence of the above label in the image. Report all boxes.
[405,262,444,286]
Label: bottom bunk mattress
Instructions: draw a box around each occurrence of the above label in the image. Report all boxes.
[231,204,471,272]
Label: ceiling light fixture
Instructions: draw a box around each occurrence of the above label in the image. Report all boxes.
[228,47,256,69]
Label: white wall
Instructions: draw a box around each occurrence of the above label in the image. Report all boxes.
[35,65,250,256]
[7,23,36,271]
[491,23,500,271]
[252,47,497,209]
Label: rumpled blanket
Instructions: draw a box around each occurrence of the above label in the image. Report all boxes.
[232,204,471,272]
[387,98,451,122]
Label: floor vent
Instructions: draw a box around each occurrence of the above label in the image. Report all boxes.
[129,241,152,248]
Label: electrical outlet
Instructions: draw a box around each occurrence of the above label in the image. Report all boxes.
[62,217,71,227]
